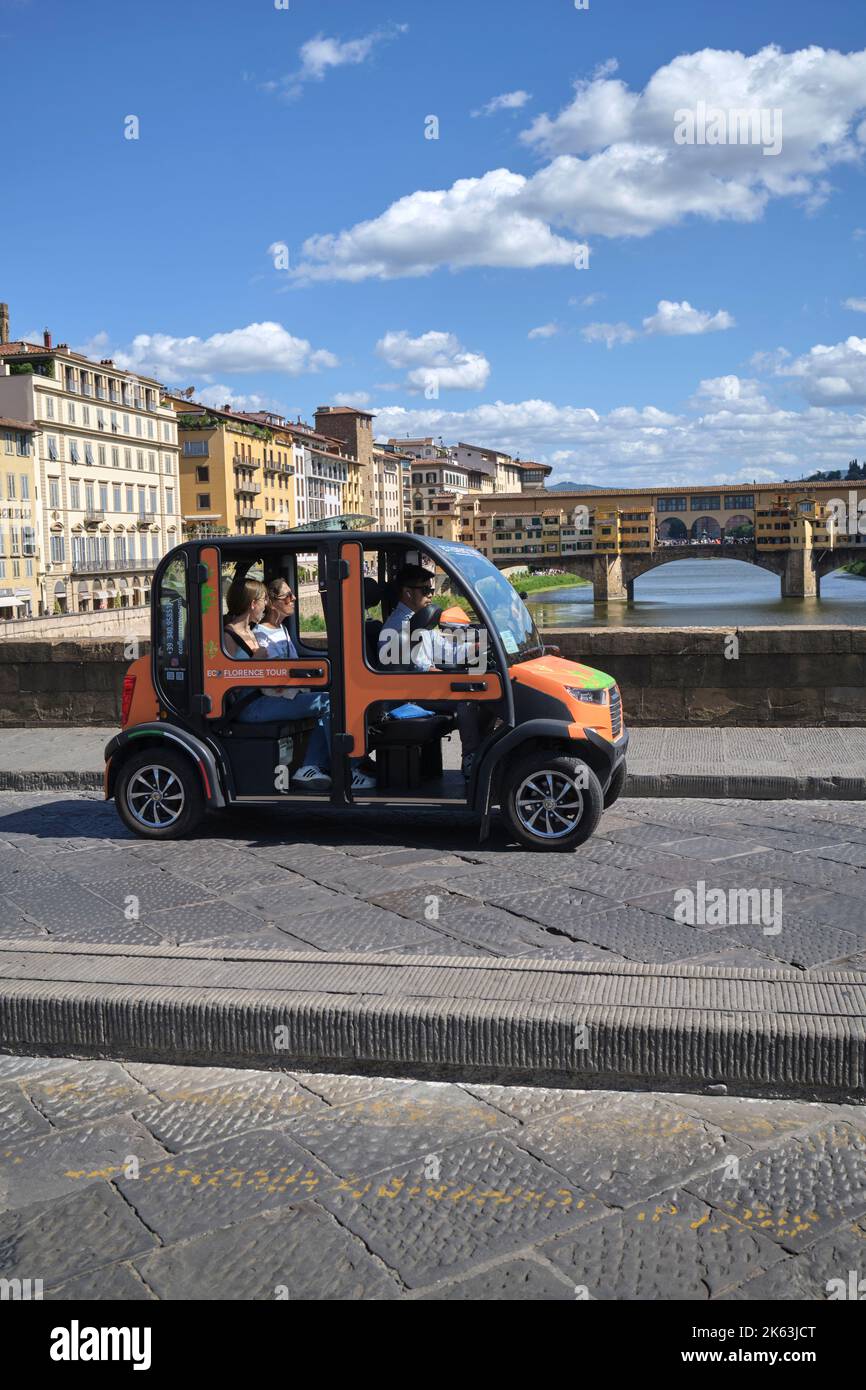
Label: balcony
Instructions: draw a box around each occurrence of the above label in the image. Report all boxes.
[136,513,156,528]
[236,507,262,521]
[233,458,261,472]
[72,558,152,575]
[234,481,262,498]
[83,510,105,526]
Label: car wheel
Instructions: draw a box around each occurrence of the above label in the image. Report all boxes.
[603,761,627,809]
[115,747,205,840]
[501,751,603,851]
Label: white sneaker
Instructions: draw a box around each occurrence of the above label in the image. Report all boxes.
[293,765,331,788]
[351,768,377,791]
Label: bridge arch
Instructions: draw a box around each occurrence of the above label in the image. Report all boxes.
[690,515,721,541]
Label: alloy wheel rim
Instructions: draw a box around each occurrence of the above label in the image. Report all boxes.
[515,769,584,839]
[127,764,185,829]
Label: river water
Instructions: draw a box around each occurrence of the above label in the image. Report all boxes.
[525,559,866,628]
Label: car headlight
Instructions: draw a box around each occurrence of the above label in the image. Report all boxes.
[565,685,608,704]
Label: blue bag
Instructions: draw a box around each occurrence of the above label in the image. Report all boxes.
[387,703,436,720]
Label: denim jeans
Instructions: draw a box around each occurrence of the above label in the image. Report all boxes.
[237,691,331,768]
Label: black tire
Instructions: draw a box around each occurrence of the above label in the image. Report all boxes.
[115,746,205,840]
[603,761,627,809]
[500,751,604,851]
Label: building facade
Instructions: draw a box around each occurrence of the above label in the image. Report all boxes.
[457,482,866,565]
[0,415,40,618]
[0,333,179,614]
[288,420,353,525]
[168,399,297,538]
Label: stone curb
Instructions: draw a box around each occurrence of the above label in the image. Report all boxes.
[2,768,864,800]
[0,941,863,1103]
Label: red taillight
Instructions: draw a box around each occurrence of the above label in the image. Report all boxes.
[121,674,136,728]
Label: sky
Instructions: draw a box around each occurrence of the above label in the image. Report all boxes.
[2,0,866,487]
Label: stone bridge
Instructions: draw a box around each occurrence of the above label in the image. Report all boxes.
[499,541,863,601]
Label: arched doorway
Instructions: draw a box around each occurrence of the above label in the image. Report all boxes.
[54,580,68,615]
[118,578,129,608]
[76,581,89,613]
[658,517,688,542]
[726,514,754,539]
[691,515,721,542]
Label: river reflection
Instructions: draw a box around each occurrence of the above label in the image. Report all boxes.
[525,558,866,628]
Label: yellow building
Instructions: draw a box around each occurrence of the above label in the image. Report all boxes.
[167,398,296,537]
[756,491,836,551]
[458,481,865,566]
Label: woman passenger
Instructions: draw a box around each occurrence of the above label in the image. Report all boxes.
[223,578,374,791]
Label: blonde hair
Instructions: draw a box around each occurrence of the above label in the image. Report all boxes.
[225,578,266,620]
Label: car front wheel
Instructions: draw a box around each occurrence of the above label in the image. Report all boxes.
[501,751,603,851]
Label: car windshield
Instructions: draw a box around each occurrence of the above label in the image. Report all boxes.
[427,540,543,665]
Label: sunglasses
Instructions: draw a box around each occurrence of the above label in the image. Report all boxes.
[408,585,434,595]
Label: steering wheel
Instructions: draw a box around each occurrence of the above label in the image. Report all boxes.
[409,603,441,633]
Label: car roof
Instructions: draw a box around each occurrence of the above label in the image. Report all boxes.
[185,531,472,551]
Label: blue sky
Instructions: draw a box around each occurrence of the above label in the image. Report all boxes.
[2,0,866,485]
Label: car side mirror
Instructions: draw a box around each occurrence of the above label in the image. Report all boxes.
[519,590,528,600]
[543,644,561,657]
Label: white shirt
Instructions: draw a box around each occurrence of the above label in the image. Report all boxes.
[378,601,467,672]
[252,621,299,699]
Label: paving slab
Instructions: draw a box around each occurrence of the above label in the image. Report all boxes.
[541,1189,786,1301]
[133,1206,403,1301]
[1,1057,862,1301]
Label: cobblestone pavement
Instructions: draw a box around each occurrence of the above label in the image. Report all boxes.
[0,1053,864,1300]
[1,792,866,969]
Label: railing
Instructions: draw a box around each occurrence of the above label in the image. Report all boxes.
[234,482,262,496]
[236,507,263,520]
[71,558,154,574]
[83,510,105,525]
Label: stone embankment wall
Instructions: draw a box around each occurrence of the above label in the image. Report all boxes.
[0,627,863,727]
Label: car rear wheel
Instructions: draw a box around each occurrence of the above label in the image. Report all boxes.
[115,747,204,839]
[501,751,603,851]
[603,761,627,809]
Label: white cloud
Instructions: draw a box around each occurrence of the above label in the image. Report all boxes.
[582,299,734,347]
[772,334,866,403]
[375,329,490,392]
[111,321,338,380]
[528,322,560,339]
[74,331,110,357]
[581,321,639,349]
[569,293,604,308]
[197,386,276,413]
[367,380,866,488]
[642,299,735,334]
[332,391,372,407]
[275,25,408,98]
[472,90,532,118]
[843,296,866,311]
[291,169,586,281]
[288,45,866,280]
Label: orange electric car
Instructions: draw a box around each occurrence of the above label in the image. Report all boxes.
[105,529,627,850]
